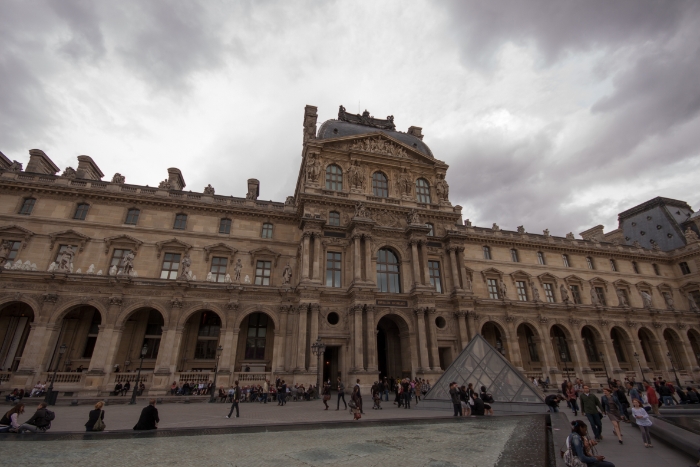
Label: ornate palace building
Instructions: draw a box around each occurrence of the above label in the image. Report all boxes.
[1,105,699,397]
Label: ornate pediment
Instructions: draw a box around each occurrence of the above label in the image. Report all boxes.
[104,234,143,254]
[249,247,281,267]
[48,229,91,251]
[155,238,192,258]
[323,133,441,165]
[203,243,238,262]
[509,269,532,280]
[0,224,34,249]
[537,272,559,287]
[563,274,586,284]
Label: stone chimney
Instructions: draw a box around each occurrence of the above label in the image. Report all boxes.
[167,168,186,191]
[76,155,104,180]
[247,179,260,200]
[25,149,59,175]
[0,150,10,169]
[408,126,423,140]
[303,105,318,142]
[579,225,605,242]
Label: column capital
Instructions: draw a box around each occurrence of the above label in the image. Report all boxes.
[365,304,376,314]
[454,311,467,318]
[302,231,313,239]
[414,306,426,316]
[310,303,320,313]
[350,304,364,314]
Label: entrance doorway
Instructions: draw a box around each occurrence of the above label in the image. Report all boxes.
[322,346,340,389]
[377,314,410,380]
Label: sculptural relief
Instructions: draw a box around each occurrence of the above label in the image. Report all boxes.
[119,250,135,276]
[531,281,541,301]
[499,280,508,299]
[56,246,75,273]
[407,209,421,225]
[62,167,77,179]
[350,137,408,158]
[616,289,628,307]
[233,258,243,282]
[179,254,192,280]
[7,160,22,172]
[396,167,413,197]
[689,293,699,312]
[347,160,366,189]
[203,184,215,195]
[560,284,570,304]
[0,241,10,269]
[371,208,401,228]
[435,173,449,201]
[590,287,600,306]
[663,292,674,310]
[685,227,699,242]
[282,262,292,285]
[305,152,322,183]
[158,179,172,190]
[354,202,370,219]
[111,173,125,184]
[640,290,653,308]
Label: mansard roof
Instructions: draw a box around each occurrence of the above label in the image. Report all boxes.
[317,120,434,158]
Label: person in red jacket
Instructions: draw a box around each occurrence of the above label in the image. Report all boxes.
[643,381,659,414]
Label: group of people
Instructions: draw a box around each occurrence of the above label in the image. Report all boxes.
[448,382,495,417]
[168,380,213,396]
[0,402,55,433]
[4,381,50,402]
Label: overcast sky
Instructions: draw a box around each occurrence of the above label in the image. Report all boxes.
[2,0,699,237]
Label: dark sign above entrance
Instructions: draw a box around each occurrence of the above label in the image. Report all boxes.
[376,299,408,307]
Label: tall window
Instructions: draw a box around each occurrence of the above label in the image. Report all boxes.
[543,283,555,303]
[19,198,36,215]
[74,203,89,220]
[325,164,343,191]
[82,311,101,359]
[173,213,187,230]
[195,312,221,359]
[586,257,594,270]
[487,278,500,299]
[610,259,617,272]
[553,327,571,363]
[4,241,21,261]
[516,281,528,301]
[110,248,130,270]
[611,328,627,363]
[160,253,181,280]
[372,172,388,197]
[570,285,582,304]
[680,262,691,275]
[261,223,273,239]
[210,257,228,282]
[595,287,607,306]
[632,261,640,274]
[244,313,268,360]
[511,249,519,262]
[524,326,540,362]
[652,263,660,276]
[255,260,272,285]
[416,178,431,203]
[142,310,163,359]
[483,246,491,260]
[562,254,570,267]
[537,251,545,265]
[125,208,140,225]
[328,211,340,226]
[219,218,231,234]
[425,223,434,236]
[326,252,342,288]
[377,248,400,293]
[428,260,442,293]
[582,328,600,363]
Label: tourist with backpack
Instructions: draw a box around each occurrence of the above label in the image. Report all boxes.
[480,386,494,415]
[17,402,53,433]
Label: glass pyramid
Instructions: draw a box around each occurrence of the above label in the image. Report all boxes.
[425,334,544,404]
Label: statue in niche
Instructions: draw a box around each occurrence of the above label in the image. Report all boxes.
[590,287,600,306]
[640,291,653,308]
[0,241,11,269]
[689,293,699,312]
[8,160,22,172]
[347,160,365,189]
[111,173,125,184]
[233,258,243,282]
[435,173,449,201]
[464,276,473,292]
[531,281,541,301]
[560,284,570,304]
[203,184,215,195]
[158,179,172,190]
[282,262,293,285]
[119,250,135,276]
[62,167,77,179]
[499,280,508,299]
[56,246,75,273]
[305,152,322,183]
[616,289,628,307]
[179,254,192,280]
[663,292,674,310]
[396,168,413,197]
[407,209,421,225]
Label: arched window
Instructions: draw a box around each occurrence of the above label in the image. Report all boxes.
[328,211,340,226]
[244,313,269,360]
[552,326,571,363]
[582,327,600,362]
[372,172,388,197]
[325,164,343,191]
[195,312,221,359]
[415,178,431,203]
[74,203,90,220]
[377,248,400,293]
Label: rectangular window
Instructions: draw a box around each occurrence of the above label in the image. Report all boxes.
[487,278,499,299]
[74,203,89,220]
[173,214,187,230]
[426,223,434,237]
[652,263,660,276]
[125,209,140,225]
[245,313,269,360]
[511,249,519,262]
[483,246,491,260]
[255,260,271,286]
[261,223,273,239]
[428,260,442,293]
[328,212,340,226]
[19,198,36,215]
[562,254,570,267]
[632,261,640,274]
[595,287,607,306]
[326,252,342,287]
[4,240,22,261]
[586,257,594,270]
[680,262,691,275]
[110,248,129,269]
[543,283,555,303]
[570,285,582,304]
[537,252,545,265]
[516,281,528,301]
[160,253,181,280]
[219,218,231,234]
[210,257,228,282]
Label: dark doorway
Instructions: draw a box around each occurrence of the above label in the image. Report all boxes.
[322,346,340,389]
[438,347,452,371]
[377,315,409,380]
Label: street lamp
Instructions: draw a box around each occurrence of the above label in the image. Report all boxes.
[310,337,326,399]
[45,344,67,405]
[209,345,223,403]
[561,351,570,382]
[633,352,647,383]
[667,351,681,387]
[600,351,610,384]
[129,344,148,405]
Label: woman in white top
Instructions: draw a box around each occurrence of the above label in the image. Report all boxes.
[0,403,25,432]
[631,398,653,447]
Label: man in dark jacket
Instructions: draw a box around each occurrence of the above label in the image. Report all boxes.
[449,382,461,416]
[227,381,241,418]
[133,399,159,430]
[580,386,604,441]
[545,394,562,413]
[471,393,485,416]
[18,402,52,433]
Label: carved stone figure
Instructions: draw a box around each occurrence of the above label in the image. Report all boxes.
[206,272,214,282]
[689,293,700,312]
[338,105,396,130]
[86,264,95,274]
[396,168,413,197]
[407,209,421,225]
[350,137,408,158]
[12,259,21,270]
[566,232,575,240]
[8,160,22,172]
[305,152,322,183]
[464,276,473,292]
[224,273,232,283]
[285,196,295,206]
[22,260,31,270]
[543,229,550,237]
[47,262,56,272]
[97,270,102,275]
[685,227,699,242]
[633,240,642,248]
[464,219,472,227]
[435,173,449,201]
[354,202,369,218]
[372,209,401,228]
[158,179,172,190]
[590,287,600,306]
[499,280,508,299]
[233,259,242,282]
[640,290,653,308]
[203,184,215,195]
[616,289,628,307]
[531,281,541,301]
[663,292,674,310]
[56,246,75,273]
[119,250,135,276]
[492,223,500,231]
[62,167,77,179]
[76,268,82,274]
[179,254,192,280]
[244,274,251,284]
[347,160,365,189]
[282,262,292,285]
[109,265,117,276]
[0,241,11,269]
[560,284,570,304]
[30,263,37,271]
[111,173,125,184]
[516,226,525,234]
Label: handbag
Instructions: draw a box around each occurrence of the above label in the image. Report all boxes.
[93,410,105,432]
[323,395,331,401]
[563,435,586,467]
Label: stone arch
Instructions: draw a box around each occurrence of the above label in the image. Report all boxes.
[177,304,227,330]
[376,312,412,379]
[48,303,105,372]
[0,296,40,320]
[234,304,279,331]
[116,302,170,329]
[687,328,700,367]
[516,321,543,372]
[0,301,36,372]
[480,319,511,360]
[549,323,575,369]
[638,326,662,371]
[580,325,604,365]
[371,241,407,260]
[610,325,634,370]
[374,308,414,334]
[49,298,108,326]
[663,327,689,371]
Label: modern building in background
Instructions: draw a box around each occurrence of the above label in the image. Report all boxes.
[0,105,699,396]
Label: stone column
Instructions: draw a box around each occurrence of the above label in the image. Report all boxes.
[296,304,308,371]
[87,324,116,374]
[218,327,236,374]
[457,248,470,291]
[309,304,320,373]
[455,311,469,349]
[15,322,52,374]
[597,334,618,379]
[448,247,461,291]
[351,305,364,371]
[628,335,652,381]
[365,305,377,372]
[301,232,311,281]
[353,235,362,283]
[504,320,524,370]
[414,307,430,371]
[275,306,289,372]
[157,326,185,374]
[567,331,588,380]
[363,234,373,283]
[227,329,240,374]
[427,308,440,370]
[410,240,421,287]
[538,321,558,381]
[650,326,672,376]
[466,312,477,340]
[420,240,431,286]
[675,329,696,376]
[312,233,321,282]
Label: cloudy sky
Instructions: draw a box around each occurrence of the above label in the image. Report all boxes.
[1,0,699,236]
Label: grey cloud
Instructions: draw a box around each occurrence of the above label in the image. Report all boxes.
[50,0,106,62]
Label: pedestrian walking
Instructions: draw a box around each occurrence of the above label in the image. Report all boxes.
[351,385,362,420]
[630,399,653,448]
[580,386,605,441]
[226,380,241,418]
[85,401,105,432]
[601,388,623,444]
[336,377,347,410]
[355,379,364,414]
[133,399,159,430]
[0,403,24,433]
[567,381,579,416]
[643,382,660,415]
[322,381,331,410]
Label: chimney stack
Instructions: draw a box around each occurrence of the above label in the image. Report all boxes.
[167,168,186,191]
[247,179,259,200]
[76,155,104,180]
[26,149,59,175]
[408,126,423,140]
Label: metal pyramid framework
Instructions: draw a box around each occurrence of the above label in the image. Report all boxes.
[425,334,545,404]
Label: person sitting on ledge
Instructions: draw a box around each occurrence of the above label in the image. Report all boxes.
[133,399,159,430]
[471,392,485,416]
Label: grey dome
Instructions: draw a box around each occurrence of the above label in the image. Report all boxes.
[317,120,434,158]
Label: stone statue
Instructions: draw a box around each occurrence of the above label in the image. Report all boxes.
[7,160,22,172]
[22,260,31,270]
[305,153,322,183]
[566,232,575,240]
[206,272,213,282]
[62,167,77,179]
[516,226,525,234]
[685,227,699,242]
[109,265,117,276]
[285,196,295,206]
[47,262,56,272]
[407,209,421,225]
[354,202,369,218]
[119,250,135,275]
[0,241,11,269]
[633,240,642,248]
[590,287,600,306]
[244,274,251,284]
[396,168,413,197]
[640,290,653,308]
[543,229,550,237]
[616,289,628,307]
[75,268,82,274]
[179,254,192,280]
[282,262,292,285]
[30,263,37,271]
[464,219,472,227]
[531,281,541,301]
[224,273,232,283]
[233,258,242,282]
[499,280,508,299]
[97,269,103,275]
[492,223,500,231]
[203,184,215,195]
[560,284,570,304]
[56,246,75,273]
[663,292,674,310]
[435,173,449,201]
[111,173,125,184]
[158,179,172,190]
[347,160,365,189]
[86,264,95,274]
[464,276,473,292]
[689,293,699,312]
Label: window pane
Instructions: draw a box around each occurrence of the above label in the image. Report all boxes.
[19,198,36,215]
[262,223,273,238]
[74,204,89,220]
[325,164,343,191]
[219,218,231,234]
[125,209,140,225]
[174,214,187,230]
[429,261,442,293]
[329,212,340,226]
[416,179,431,203]
[372,173,388,197]
[376,249,400,293]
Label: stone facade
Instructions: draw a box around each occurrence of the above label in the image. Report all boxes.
[1,105,699,396]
